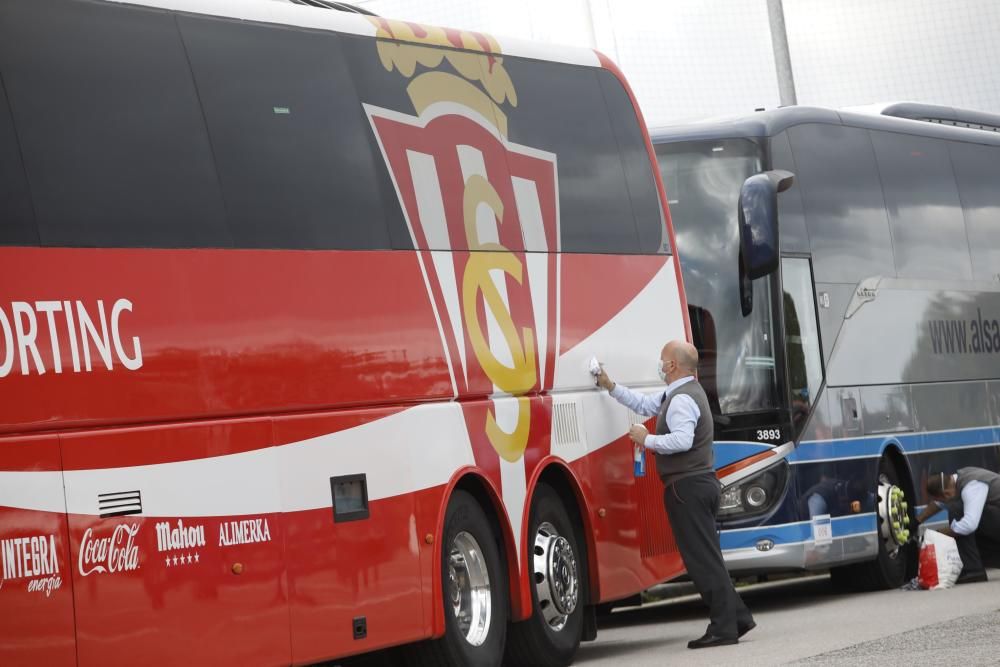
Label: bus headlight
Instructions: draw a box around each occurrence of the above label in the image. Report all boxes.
[718,460,789,519]
[719,485,743,512]
[746,485,768,508]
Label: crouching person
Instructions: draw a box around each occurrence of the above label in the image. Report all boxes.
[919,467,1000,583]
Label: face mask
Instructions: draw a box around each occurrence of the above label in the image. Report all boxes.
[657,359,668,383]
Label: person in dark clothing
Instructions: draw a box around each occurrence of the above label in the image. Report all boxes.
[919,467,1000,583]
[596,340,755,649]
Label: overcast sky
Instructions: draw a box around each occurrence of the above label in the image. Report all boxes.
[358,0,1000,126]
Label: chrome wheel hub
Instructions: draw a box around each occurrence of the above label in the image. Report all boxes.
[531,521,579,632]
[448,531,492,646]
[877,476,911,555]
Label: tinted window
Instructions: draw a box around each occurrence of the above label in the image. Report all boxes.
[0,78,36,245]
[657,139,779,415]
[504,59,640,254]
[347,41,648,254]
[341,36,503,252]
[769,131,809,253]
[950,141,1000,281]
[787,124,895,284]
[0,0,231,248]
[1,0,661,255]
[179,17,393,250]
[597,70,667,254]
[871,132,971,280]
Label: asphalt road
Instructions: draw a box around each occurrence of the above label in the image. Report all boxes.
[577,569,1000,666]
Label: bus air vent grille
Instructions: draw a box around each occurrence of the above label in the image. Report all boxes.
[635,467,680,559]
[98,490,143,518]
[552,401,582,448]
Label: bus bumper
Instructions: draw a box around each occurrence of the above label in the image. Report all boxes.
[719,515,880,575]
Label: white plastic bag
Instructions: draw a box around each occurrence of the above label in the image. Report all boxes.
[917,529,963,589]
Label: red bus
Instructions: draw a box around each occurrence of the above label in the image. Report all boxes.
[0,0,778,664]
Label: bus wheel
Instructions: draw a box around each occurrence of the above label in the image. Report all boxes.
[505,483,585,667]
[835,458,915,591]
[411,489,508,667]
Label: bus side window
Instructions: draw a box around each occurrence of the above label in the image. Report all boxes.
[786,124,894,284]
[0,75,37,246]
[870,132,971,280]
[597,70,667,255]
[0,0,231,249]
[178,17,393,251]
[950,141,1000,282]
[501,59,641,254]
[769,132,808,253]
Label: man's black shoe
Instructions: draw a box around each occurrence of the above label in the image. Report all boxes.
[956,570,988,584]
[737,621,757,638]
[687,633,738,649]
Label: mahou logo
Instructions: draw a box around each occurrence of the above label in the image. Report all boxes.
[78,523,141,577]
[366,19,559,464]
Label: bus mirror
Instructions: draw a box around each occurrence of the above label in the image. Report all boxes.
[738,170,794,316]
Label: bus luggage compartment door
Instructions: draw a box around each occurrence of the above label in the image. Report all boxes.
[0,434,77,667]
[60,420,291,667]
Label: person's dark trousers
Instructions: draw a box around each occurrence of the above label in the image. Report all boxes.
[664,472,753,639]
[945,497,1000,576]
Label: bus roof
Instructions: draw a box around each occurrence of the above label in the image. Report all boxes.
[109,0,603,68]
[649,103,1000,147]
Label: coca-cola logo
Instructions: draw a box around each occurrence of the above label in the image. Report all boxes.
[78,523,141,577]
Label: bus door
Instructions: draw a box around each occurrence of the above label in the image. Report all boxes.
[59,420,290,666]
[779,256,825,441]
[0,434,77,666]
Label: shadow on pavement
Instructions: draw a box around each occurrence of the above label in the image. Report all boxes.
[597,575,846,630]
[573,636,684,664]
[332,575,862,666]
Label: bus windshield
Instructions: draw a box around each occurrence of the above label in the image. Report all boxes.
[656,139,779,416]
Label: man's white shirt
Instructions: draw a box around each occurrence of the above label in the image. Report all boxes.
[609,376,700,455]
[951,474,989,535]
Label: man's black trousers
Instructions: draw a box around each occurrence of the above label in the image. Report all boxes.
[945,497,1000,575]
[663,472,753,639]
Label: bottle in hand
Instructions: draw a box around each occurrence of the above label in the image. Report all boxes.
[633,444,646,477]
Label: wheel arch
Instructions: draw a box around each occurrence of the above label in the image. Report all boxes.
[880,439,917,501]
[879,439,919,579]
[430,467,521,638]
[831,439,919,591]
[522,458,599,618]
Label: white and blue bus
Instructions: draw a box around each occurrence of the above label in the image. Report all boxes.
[653,103,1000,589]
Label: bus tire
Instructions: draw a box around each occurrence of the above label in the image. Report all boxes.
[837,457,916,591]
[410,489,508,667]
[505,483,585,667]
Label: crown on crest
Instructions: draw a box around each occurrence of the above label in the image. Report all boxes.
[368,18,518,136]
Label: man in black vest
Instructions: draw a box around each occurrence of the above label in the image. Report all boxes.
[919,467,1000,583]
[597,340,755,648]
